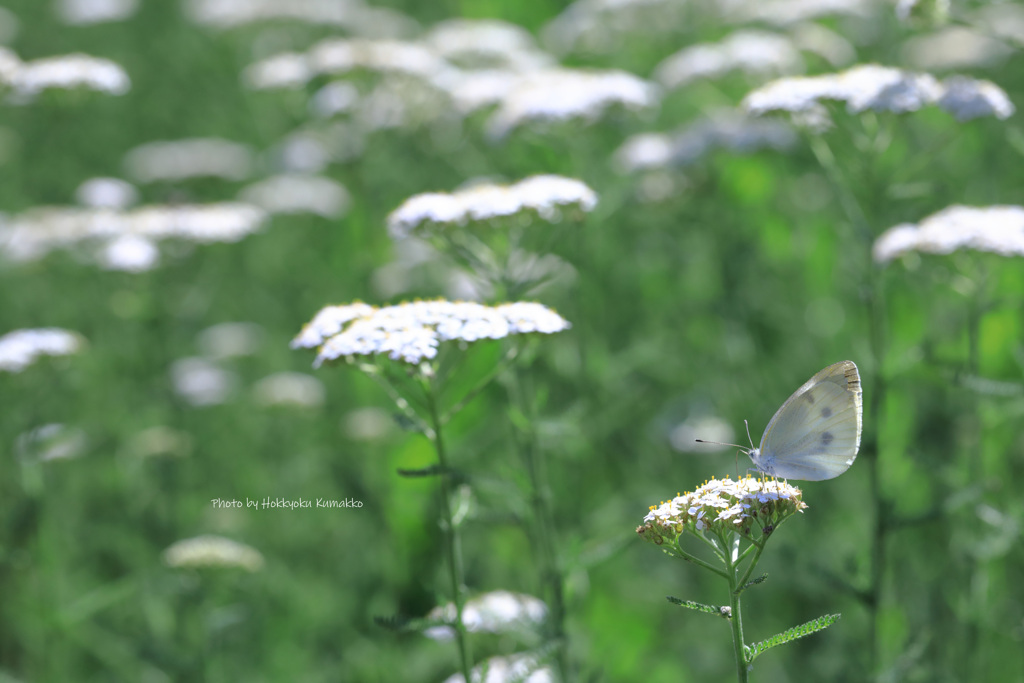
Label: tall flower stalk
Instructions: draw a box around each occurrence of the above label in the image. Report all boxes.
[386,175,597,681]
[292,299,571,681]
[638,476,839,682]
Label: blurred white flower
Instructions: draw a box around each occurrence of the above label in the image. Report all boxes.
[127,425,192,458]
[99,233,160,272]
[387,175,597,240]
[439,69,530,115]
[937,76,1015,122]
[669,415,736,454]
[197,322,263,359]
[309,81,359,118]
[185,0,419,38]
[15,423,87,462]
[721,0,876,27]
[341,406,395,440]
[242,51,311,90]
[171,357,237,406]
[744,64,1014,121]
[293,300,571,366]
[424,18,554,71]
[0,8,17,44]
[124,138,254,183]
[238,174,350,219]
[269,124,364,172]
[0,328,83,372]
[163,535,264,571]
[485,68,660,139]
[253,372,325,408]
[443,653,554,683]
[974,3,1024,46]
[614,110,796,172]
[57,0,138,25]
[902,27,1012,72]
[787,22,855,67]
[654,31,804,90]
[11,53,130,99]
[895,0,949,24]
[0,47,21,84]
[425,590,547,641]
[246,38,456,91]
[873,205,1024,263]
[542,0,688,57]
[75,177,138,209]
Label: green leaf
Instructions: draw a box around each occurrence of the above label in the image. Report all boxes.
[746,613,841,662]
[736,573,769,594]
[667,597,728,617]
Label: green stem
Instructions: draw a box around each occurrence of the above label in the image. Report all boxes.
[810,129,888,678]
[723,536,749,683]
[424,377,473,682]
[670,542,731,580]
[507,367,570,680]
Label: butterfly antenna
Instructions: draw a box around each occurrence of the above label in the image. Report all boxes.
[694,438,748,451]
[743,419,755,450]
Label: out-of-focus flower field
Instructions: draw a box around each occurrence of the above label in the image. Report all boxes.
[1,0,1023,681]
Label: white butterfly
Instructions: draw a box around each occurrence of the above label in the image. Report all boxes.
[698,361,863,481]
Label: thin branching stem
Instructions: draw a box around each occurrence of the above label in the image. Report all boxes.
[424,376,473,681]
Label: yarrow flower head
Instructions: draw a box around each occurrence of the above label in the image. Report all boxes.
[292,299,571,367]
[163,535,264,572]
[0,328,84,372]
[387,175,597,241]
[424,590,547,641]
[637,476,807,545]
[873,205,1024,263]
[743,64,1014,122]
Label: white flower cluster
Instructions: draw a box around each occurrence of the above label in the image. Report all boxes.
[442,653,554,683]
[639,477,806,544]
[75,177,139,209]
[0,203,268,271]
[0,328,83,372]
[902,27,1013,72]
[721,0,876,26]
[57,0,139,25]
[171,356,238,407]
[654,31,805,90]
[743,64,1014,122]
[484,68,661,139]
[542,0,689,57]
[873,205,1024,263]
[0,48,130,100]
[244,38,456,91]
[163,535,264,572]
[387,175,597,240]
[124,138,254,183]
[292,300,571,366]
[185,0,418,37]
[252,372,326,408]
[423,19,555,72]
[425,590,547,641]
[238,174,350,218]
[614,110,796,172]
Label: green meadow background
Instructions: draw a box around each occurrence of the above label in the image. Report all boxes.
[1,1,1023,681]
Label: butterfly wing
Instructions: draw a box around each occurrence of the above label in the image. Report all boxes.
[754,360,862,481]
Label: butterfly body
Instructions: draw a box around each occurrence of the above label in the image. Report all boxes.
[741,361,862,481]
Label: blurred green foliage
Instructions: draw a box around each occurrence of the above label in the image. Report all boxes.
[1,1,1023,682]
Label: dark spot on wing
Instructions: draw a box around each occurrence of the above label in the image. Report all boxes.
[802,392,814,404]
[821,406,832,418]
[821,431,834,446]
